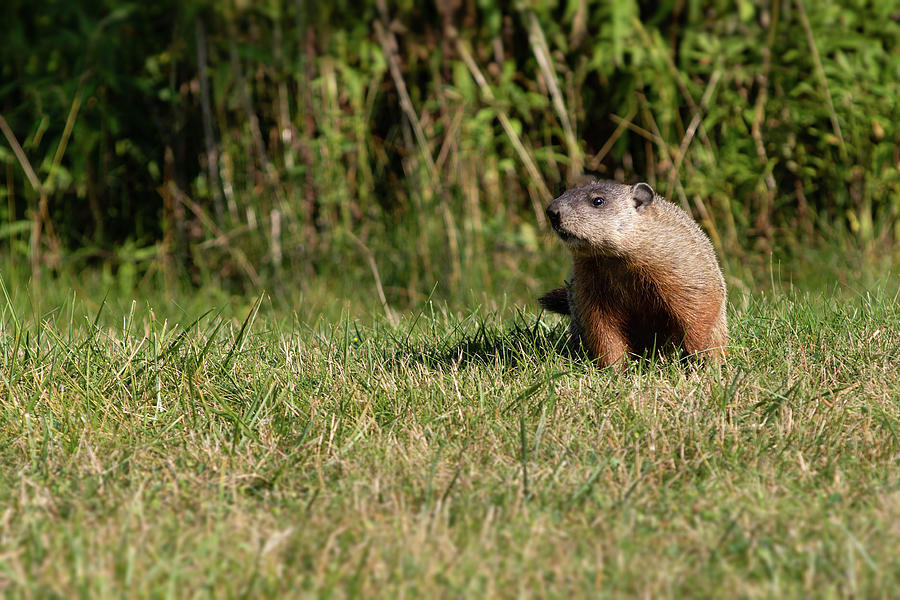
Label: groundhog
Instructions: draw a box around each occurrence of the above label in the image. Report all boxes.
[539,181,727,367]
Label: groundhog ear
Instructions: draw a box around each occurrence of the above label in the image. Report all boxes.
[632,182,654,210]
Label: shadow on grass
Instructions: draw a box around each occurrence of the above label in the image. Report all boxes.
[389,311,576,370]
[385,309,714,374]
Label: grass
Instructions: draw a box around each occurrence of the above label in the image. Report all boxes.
[2,273,900,597]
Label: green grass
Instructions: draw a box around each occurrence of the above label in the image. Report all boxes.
[2,275,900,597]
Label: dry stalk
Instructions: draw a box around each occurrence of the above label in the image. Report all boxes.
[666,68,722,196]
[0,113,64,278]
[273,17,295,171]
[0,115,42,192]
[375,6,461,288]
[172,184,261,285]
[455,38,552,229]
[435,106,466,174]
[631,17,713,154]
[195,17,226,226]
[795,0,845,157]
[347,230,397,325]
[373,19,437,179]
[751,0,780,239]
[522,9,582,180]
[227,23,283,196]
[587,106,637,171]
[609,114,666,151]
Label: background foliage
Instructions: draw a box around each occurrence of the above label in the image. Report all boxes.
[2,0,899,306]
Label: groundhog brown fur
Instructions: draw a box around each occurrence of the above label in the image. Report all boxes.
[539,181,727,367]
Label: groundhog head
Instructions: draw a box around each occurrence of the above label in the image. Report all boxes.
[545,181,656,257]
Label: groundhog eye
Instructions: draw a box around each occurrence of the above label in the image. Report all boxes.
[591,196,605,207]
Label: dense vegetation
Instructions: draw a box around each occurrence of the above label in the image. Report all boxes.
[2,0,899,304]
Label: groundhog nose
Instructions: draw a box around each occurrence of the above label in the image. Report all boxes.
[546,205,560,229]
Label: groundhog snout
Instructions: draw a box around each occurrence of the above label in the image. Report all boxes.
[546,203,561,230]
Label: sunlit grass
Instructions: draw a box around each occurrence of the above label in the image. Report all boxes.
[2,273,899,596]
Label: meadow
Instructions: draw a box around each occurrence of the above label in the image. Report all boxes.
[3,0,900,596]
[2,265,900,597]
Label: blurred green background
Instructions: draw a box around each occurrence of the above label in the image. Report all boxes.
[2,0,899,318]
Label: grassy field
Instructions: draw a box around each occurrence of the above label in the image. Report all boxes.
[4,2,900,595]
[2,273,900,597]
